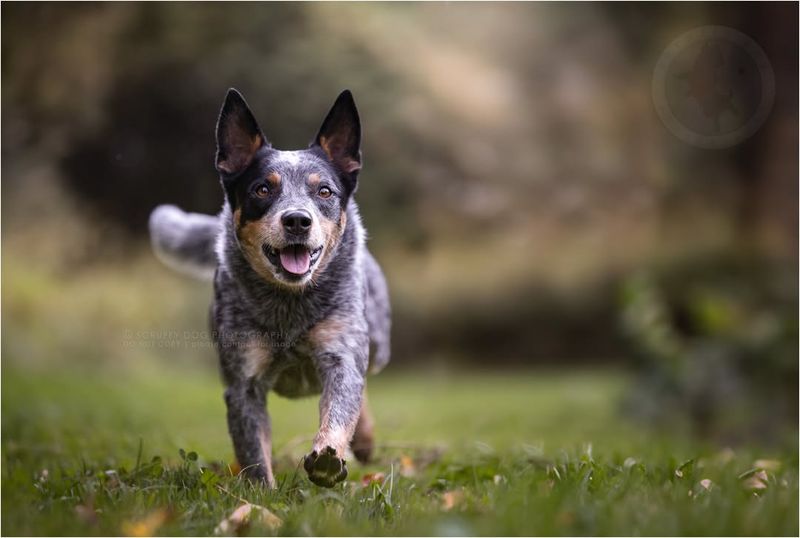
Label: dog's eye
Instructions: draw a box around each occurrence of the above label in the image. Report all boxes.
[254,185,270,198]
[318,186,333,199]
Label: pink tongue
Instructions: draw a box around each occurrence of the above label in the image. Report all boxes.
[279,245,311,275]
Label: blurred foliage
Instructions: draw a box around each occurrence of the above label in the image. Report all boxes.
[620,256,797,444]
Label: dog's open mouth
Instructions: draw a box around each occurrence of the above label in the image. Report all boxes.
[264,244,323,277]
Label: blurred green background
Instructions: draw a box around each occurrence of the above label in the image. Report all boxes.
[2,2,797,466]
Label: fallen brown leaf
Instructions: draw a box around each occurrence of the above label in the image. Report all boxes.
[699,478,713,491]
[399,454,416,477]
[215,503,282,535]
[75,500,97,526]
[361,472,386,487]
[228,461,242,476]
[743,470,769,491]
[441,490,464,511]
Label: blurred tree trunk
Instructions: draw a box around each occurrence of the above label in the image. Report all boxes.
[736,3,798,261]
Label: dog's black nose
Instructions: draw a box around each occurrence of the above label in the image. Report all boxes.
[282,210,313,234]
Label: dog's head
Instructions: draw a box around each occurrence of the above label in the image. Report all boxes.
[215,89,361,288]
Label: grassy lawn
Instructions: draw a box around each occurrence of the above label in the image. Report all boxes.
[1,255,797,535]
[2,363,797,536]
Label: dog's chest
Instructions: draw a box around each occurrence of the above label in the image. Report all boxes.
[268,345,323,398]
[250,336,322,398]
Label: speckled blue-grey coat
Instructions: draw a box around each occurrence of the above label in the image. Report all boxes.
[149,89,391,488]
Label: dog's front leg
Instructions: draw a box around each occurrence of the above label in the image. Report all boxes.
[224,378,276,488]
[303,348,366,487]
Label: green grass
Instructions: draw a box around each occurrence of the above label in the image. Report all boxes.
[1,254,797,535]
[2,364,797,536]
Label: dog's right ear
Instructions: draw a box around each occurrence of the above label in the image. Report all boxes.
[215,89,268,177]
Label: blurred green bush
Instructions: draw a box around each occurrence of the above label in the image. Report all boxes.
[620,257,797,443]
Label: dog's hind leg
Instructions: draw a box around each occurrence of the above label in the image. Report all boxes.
[350,389,375,463]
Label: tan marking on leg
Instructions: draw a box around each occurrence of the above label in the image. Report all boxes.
[313,427,352,458]
[307,313,357,457]
[241,338,271,379]
[351,390,375,463]
[308,358,358,458]
[308,315,349,351]
[258,427,276,487]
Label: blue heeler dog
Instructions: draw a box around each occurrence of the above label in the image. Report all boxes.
[148,89,391,488]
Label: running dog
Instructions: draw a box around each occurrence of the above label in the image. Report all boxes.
[149,89,391,488]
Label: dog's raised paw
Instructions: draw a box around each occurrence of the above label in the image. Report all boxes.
[303,446,348,487]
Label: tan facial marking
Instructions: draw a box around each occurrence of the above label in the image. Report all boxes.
[315,211,347,274]
[267,171,281,185]
[308,173,321,187]
[234,212,283,283]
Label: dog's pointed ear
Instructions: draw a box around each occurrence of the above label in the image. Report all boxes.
[312,90,362,178]
[215,88,268,177]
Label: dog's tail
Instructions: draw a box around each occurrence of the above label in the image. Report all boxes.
[148,205,219,280]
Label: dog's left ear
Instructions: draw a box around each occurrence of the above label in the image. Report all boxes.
[312,90,362,188]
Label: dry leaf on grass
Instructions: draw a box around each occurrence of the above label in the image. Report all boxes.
[743,470,769,491]
[228,461,242,476]
[361,472,386,487]
[215,503,282,535]
[122,508,171,537]
[74,499,97,526]
[441,490,464,511]
[399,454,416,477]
